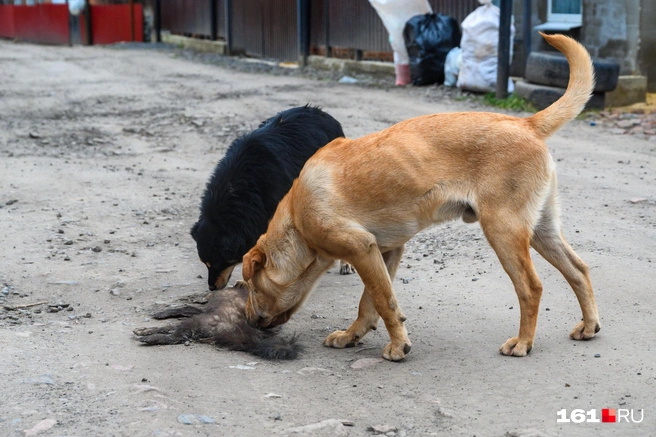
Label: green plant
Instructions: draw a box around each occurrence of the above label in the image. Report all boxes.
[483,92,536,112]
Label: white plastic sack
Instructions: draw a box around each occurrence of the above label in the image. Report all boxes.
[457,0,515,93]
[69,0,85,16]
[369,0,432,65]
[443,47,461,87]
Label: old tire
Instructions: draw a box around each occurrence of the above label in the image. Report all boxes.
[525,51,619,92]
[514,79,605,110]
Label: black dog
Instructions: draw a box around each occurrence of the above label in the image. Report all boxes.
[191,105,350,290]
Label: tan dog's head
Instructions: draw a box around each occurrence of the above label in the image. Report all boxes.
[242,217,330,329]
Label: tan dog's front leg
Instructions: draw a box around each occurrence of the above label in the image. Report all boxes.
[352,245,410,361]
[324,288,379,348]
[325,246,405,352]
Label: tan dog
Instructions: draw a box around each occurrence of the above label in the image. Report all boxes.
[242,33,600,361]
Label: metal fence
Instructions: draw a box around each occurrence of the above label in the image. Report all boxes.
[157,0,480,62]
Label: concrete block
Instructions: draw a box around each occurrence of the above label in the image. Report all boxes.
[307,55,394,77]
[161,32,226,55]
[515,79,605,110]
[605,75,647,107]
[525,51,619,92]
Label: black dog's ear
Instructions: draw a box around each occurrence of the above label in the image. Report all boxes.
[190,221,200,240]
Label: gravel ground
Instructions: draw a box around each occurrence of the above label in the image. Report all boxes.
[0,40,654,437]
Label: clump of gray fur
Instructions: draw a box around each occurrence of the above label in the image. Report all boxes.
[133,282,300,360]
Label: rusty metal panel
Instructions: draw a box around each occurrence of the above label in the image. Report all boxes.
[325,0,390,52]
[263,0,297,61]
[231,0,297,61]
[161,0,211,37]
[216,0,225,38]
[430,0,479,23]
[231,0,264,57]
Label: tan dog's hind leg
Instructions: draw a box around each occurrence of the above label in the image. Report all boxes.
[530,202,600,340]
[324,246,404,350]
[482,215,543,357]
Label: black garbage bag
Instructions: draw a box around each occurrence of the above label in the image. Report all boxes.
[403,13,461,86]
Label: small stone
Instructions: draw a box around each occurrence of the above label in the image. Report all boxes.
[6,199,18,205]
[92,246,102,253]
[368,424,398,434]
[28,132,41,139]
[110,289,121,296]
[27,375,55,385]
[297,367,331,376]
[177,414,215,425]
[594,353,601,358]
[628,197,647,204]
[64,240,73,245]
[104,239,111,244]
[287,419,348,436]
[265,393,282,398]
[472,277,479,281]
[23,418,57,436]
[351,358,383,370]
[51,280,78,285]
[229,364,256,370]
[63,256,71,261]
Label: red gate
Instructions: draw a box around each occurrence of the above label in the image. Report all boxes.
[0,3,143,45]
[0,4,69,45]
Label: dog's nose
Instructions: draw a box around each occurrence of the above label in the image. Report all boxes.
[208,284,217,291]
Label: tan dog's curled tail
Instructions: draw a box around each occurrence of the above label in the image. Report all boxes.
[528,33,595,139]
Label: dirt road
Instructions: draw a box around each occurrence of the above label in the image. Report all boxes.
[0,40,654,437]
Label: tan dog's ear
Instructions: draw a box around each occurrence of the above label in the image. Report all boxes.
[243,248,266,281]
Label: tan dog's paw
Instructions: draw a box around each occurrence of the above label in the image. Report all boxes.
[382,341,411,362]
[499,337,532,357]
[339,261,355,275]
[569,320,600,340]
[323,330,358,348]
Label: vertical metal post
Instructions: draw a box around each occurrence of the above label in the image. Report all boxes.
[324,0,331,57]
[154,0,161,43]
[66,0,72,46]
[496,0,513,99]
[224,0,232,55]
[210,0,217,41]
[297,0,310,66]
[523,0,531,71]
[84,0,92,45]
[129,0,135,41]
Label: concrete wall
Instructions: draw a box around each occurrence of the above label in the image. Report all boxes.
[581,0,640,75]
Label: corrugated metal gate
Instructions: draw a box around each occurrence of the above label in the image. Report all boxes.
[310,0,479,54]
[160,0,225,38]
[231,0,297,60]
[158,0,480,62]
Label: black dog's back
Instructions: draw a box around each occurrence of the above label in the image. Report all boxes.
[191,106,344,289]
[205,106,344,223]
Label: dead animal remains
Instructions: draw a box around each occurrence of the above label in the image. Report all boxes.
[133,282,300,360]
